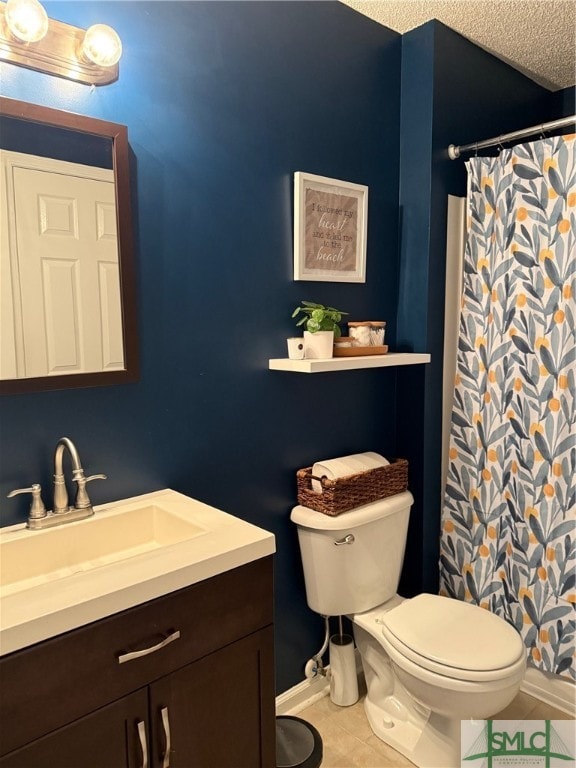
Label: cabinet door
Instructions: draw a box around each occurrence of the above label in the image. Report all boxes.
[150,626,275,768]
[0,689,149,768]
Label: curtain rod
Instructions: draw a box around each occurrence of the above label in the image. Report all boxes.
[448,115,576,160]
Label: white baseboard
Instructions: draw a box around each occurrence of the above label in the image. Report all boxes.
[276,650,364,715]
[520,664,576,716]
[275,667,331,716]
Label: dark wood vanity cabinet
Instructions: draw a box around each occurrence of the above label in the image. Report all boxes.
[0,690,149,768]
[0,557,275,768]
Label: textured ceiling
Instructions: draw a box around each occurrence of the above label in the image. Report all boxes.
[340,1,576,91]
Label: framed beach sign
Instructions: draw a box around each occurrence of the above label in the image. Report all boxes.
[293,172,368,282]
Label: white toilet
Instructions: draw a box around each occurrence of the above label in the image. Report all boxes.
[291,491,526,768]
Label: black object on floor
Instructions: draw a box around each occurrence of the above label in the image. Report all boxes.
[276,715,323,768]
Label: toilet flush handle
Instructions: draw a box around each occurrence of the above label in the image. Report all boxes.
[334,534,355,546]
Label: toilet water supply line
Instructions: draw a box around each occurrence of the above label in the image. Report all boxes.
[305,615,346,679]
[304,615,331,679]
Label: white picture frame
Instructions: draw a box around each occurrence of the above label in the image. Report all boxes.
[293,172,368,283]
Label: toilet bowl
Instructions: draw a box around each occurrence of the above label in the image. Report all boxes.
[291,492,526,768]
[353,595,525,767]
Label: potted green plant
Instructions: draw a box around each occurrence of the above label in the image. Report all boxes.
[292,301,348,359]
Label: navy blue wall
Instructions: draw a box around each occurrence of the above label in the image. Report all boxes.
[396,21,574,597]
[0,116,112,166]
[0,1,402,694]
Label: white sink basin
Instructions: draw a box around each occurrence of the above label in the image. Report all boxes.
[0,489,275,656]
[1,504,206,595]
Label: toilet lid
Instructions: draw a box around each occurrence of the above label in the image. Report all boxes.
[381,594,523,673]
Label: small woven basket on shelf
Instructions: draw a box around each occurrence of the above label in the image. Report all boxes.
[296,458,408,516]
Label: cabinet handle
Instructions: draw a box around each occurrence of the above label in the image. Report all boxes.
[137,720,148,768]
[117,630,181,664]
[161,706,171,768]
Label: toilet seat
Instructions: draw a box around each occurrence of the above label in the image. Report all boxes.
[379,594,525,683]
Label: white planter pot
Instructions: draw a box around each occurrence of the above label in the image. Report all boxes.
[303,330,334,359]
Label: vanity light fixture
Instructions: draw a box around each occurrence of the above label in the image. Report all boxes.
[80,24,122,69]
[0,0,121,85]
[4,0,47,43]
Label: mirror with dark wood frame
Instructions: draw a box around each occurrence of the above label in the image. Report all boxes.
[0,96,138,394]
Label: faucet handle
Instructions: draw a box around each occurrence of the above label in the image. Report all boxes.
[73,473,107,510]
[7,483,47,521]
[84,474,108,483]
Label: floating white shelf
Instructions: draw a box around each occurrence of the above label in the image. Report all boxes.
[268,352,431,373]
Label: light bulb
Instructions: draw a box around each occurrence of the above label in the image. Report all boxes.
[81,24,122,68]
[5,0,48,43]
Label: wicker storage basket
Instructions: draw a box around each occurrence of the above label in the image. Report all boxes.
[296,458,408,516]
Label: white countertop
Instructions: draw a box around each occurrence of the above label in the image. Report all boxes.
[0,489,275,656]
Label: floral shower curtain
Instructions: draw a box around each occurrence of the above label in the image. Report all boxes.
[440,134,575,681]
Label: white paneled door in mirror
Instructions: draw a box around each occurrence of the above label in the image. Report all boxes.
[0,150,124,380]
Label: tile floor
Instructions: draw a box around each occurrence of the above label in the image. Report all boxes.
[295,687,574,767]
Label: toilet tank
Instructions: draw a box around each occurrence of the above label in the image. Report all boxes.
[290,491,413,616]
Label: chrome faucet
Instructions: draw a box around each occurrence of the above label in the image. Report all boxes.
[53,436,102,514]
[7,437,107,530]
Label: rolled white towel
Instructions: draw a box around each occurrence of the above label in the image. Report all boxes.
[360,452,390,468]
[311,452,389,493]
[311,458,355,493]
